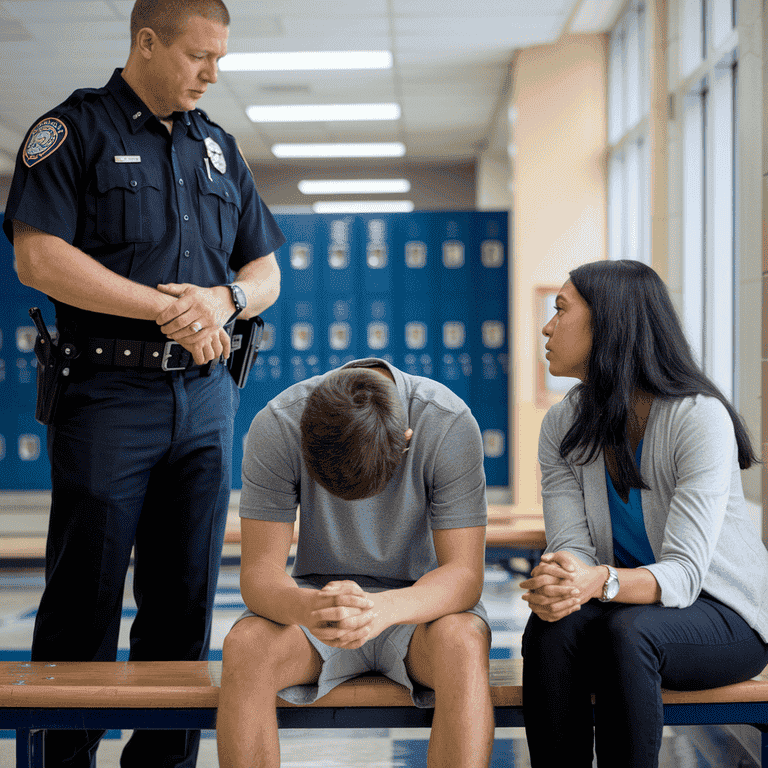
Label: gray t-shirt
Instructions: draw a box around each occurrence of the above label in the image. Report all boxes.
[240,358,488,586]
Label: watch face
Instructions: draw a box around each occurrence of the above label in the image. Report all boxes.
[605,572,619,600]
[231,284,246,311]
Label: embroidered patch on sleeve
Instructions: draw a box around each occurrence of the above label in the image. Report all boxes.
[23,117,68,168]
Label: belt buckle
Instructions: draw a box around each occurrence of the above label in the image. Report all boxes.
[161,341,186,371]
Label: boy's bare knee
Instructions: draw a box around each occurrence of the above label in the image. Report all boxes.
[426,613,490,663]
[222,616,321,693]
[222,617,287,682]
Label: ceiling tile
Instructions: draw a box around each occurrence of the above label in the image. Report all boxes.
[1,1,116,21]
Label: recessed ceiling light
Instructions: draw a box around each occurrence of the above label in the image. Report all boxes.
[220,51,393,71]
[247,104,400,122]
[312,201,415,214]
[272,143,406,158]
[299,180,411,195]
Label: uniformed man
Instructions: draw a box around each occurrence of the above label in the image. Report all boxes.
[2,1,284,766]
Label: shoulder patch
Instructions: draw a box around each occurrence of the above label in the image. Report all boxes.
[23,117,68,168]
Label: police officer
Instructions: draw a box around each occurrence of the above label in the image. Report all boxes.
[2,1,284,766]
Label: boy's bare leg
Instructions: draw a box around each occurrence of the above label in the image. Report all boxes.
[217,616,322,768]
[405,613,494,768]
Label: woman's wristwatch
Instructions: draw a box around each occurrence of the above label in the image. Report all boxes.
[599,565,620,602]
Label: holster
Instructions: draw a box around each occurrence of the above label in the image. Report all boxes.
[227,315,264,388]
[29,307,78,426]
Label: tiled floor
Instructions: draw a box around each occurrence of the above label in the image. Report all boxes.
[0,560,761,767]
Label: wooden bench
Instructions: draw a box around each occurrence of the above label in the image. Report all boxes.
[2,659,768,767]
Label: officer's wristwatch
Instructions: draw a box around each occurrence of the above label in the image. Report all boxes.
[225,283,247,324]
[599,565,620,602]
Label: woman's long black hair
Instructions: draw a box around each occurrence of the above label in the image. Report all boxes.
[561,260,758,497]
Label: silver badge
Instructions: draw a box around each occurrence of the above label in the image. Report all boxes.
[204,137,226,174]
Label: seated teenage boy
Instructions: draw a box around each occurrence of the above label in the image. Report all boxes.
[217,358,493,768]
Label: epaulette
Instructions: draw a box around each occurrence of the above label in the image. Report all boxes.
[58,85,110,111]
[193,107,224,129]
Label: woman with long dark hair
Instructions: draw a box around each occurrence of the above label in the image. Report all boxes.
[521,260,768,767]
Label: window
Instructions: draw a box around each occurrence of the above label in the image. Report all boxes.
[677,0,738,399]
[607,2,650,264]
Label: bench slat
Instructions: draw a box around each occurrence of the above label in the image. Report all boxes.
[3,659,767,711]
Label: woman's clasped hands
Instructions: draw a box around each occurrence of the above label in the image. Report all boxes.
[521,551,609,622]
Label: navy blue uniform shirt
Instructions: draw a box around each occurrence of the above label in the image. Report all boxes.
[3,68,285,339]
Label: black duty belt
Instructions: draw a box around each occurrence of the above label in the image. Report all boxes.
[83,337,209,370]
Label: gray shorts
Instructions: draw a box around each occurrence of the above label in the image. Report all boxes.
[233,576,489,709]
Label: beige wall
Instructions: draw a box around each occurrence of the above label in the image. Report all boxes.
[509,34,608,510]
[763,0,768,538]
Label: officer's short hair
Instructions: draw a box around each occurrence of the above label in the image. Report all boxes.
[300,368,409,501]
[130,0,230,48]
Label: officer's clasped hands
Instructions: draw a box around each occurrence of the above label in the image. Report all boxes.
[155,282,234,365]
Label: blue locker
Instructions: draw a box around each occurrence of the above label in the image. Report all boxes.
[0,409,10,490]
[393,214,436,378]
[358,214,395,363]
[468,212,509,486]
[434,213,473,405]
[317,214,359,370]
[277,216,323,384]
[12,410,50,490]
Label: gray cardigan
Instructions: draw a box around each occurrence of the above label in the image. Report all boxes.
[540,393,768,642]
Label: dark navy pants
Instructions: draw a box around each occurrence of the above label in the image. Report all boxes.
[522,595,768,768]
[32,361,239,768]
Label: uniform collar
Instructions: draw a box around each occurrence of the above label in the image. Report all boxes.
[106,68,201,138]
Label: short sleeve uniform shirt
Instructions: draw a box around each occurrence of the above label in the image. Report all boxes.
[3,68,285,338]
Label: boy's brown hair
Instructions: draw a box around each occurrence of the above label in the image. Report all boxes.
[300,368,409,500]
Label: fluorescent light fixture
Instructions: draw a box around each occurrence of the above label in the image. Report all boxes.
[272,143,406,158]
[247,104,400,123]
[299,179,411,195]
[312,201,415,214]
[220,51,392,71]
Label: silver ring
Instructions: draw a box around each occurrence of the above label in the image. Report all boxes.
[191,321,202,333]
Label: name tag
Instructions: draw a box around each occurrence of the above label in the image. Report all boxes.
[114,155,141,163]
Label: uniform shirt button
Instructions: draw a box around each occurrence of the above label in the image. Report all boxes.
[131,180,137,187]
[184,250,190,258]
[184,215,189,221]
[179,178,184,185]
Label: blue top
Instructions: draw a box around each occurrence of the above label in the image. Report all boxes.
[3,68,285,340]
[605,439,656,568]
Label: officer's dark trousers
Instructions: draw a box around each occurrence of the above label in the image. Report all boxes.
[32,363,239,768]
[522,595,768,768]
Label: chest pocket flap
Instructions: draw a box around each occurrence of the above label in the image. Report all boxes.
[94,162,166,244]
[196,166,242,253]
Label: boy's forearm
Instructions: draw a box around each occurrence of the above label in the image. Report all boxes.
[240,567,313,627]
[378,563,483,627]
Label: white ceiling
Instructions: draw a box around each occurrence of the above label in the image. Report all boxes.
[0,0,621,174]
